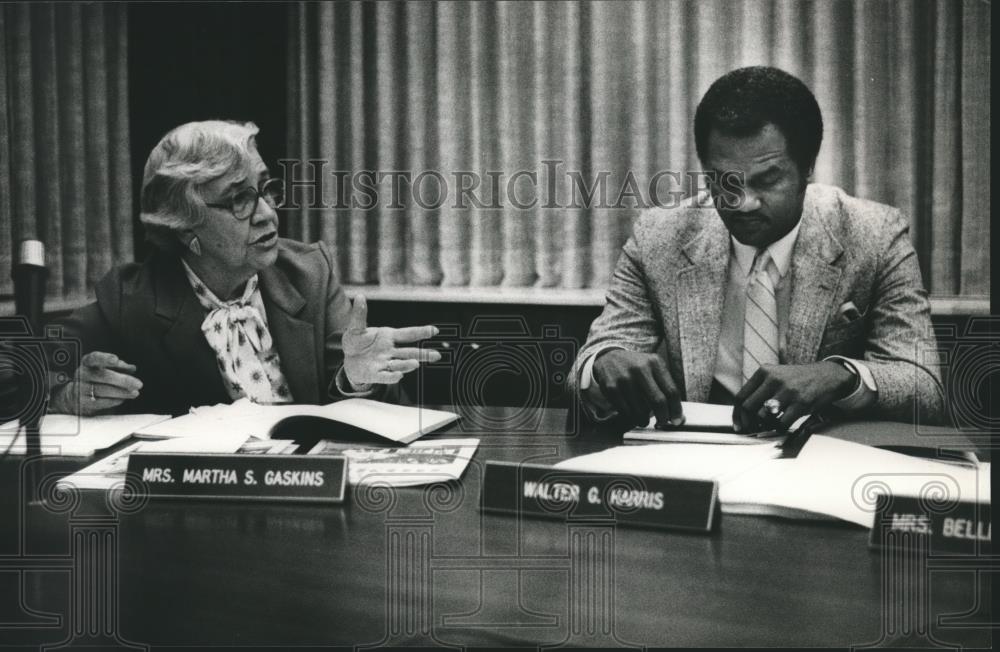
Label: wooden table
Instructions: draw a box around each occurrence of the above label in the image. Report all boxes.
[0,407,992,648]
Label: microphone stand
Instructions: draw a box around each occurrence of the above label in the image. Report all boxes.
[12,240,48,502]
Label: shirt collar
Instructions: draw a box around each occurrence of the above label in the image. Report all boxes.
[180,259,259,308]
[730,216,803,279]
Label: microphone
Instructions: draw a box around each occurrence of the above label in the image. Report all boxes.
[13,239,48,336]
[8,240,48,460]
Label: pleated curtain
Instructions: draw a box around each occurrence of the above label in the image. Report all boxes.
[0,3,132,303]
[288,0,989,298]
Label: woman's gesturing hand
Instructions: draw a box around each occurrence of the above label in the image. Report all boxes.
[342,295,442,386]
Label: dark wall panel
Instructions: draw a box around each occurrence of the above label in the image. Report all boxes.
[366,301,601,411]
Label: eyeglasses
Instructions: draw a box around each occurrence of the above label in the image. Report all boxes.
[205,178,285,221]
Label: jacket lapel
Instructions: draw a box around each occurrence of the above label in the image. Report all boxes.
[785,193,845,363]
[676,218,729,402]
[153,256,231,407]
[259,265,320,403]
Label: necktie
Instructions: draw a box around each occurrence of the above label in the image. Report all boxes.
[743,250,779,383]
[189,273,291,404]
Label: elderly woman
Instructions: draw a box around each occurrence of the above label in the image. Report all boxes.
[49,120,438,416]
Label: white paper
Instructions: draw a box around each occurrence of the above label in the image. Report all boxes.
[630,401,809,439]
[138,432,249,454]
[0,413,172,457]
[133,400,269,440]
[625,430,786,445]
[720,435,991,527]
[556,441,782,483]
[675,401,734,429]
[312,399,459,442]
[136,398,458,444]
[56,432,249,490]
[55,442,145,491]
[555,435,990,527]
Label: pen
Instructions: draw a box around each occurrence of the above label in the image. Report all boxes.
[778,413,823,459]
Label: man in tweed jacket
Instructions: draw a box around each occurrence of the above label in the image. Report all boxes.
[573,67,944,430]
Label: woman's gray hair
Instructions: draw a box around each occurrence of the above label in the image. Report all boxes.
[140,120,261,252]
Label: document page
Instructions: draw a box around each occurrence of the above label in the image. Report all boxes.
[313,399,459,442]
[136,398,458,444]
[134,400,285,440]
[555,440,782,482]
[558,435,989,527]
[57,432,249,490]
[675,401,735,429]
[625,430,786,445]
[721,435,991,527]
[626,401,807,443]
[0,413,172,456]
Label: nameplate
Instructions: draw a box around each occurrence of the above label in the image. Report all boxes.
[126,453,347,504]
[869,495,991,555]
[481,461,717,533]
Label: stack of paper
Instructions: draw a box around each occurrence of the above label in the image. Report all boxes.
[0,414,171,457]
[556,435,990,527]
[57,432,250,491]
[136,398,459,445]
[625,401,807,444]
[557,440,783,483]
[720,435,990,525]
[235,439,300,455]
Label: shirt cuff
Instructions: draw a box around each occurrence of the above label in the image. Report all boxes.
[335,366,376,398]
[579,347,624,422]
[825,356,877,411]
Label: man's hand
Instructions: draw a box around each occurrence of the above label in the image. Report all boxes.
[342,295,442,386]
[49,351,142,416]
[591,349,684,428]
[732,361,856,432]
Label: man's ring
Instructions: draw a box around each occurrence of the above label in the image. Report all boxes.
[89,385,96,402]
[383,361,393,373]
[764,398,782,415]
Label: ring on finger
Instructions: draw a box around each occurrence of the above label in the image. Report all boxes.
[763,398,782,415]
[89,385,96,401]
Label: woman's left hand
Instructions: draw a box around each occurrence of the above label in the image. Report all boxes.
[342,295,442,385]
[48,351,143,416]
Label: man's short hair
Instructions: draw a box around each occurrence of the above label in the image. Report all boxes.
[694,66,823,175]
[140,120,260,252]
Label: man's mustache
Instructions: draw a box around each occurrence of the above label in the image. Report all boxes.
[722,211,767,221]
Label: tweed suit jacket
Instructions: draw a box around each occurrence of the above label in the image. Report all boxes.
[56,239,393,416]
[573,184,944,423]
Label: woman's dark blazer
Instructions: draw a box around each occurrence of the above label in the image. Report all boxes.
[56,239,389,416]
